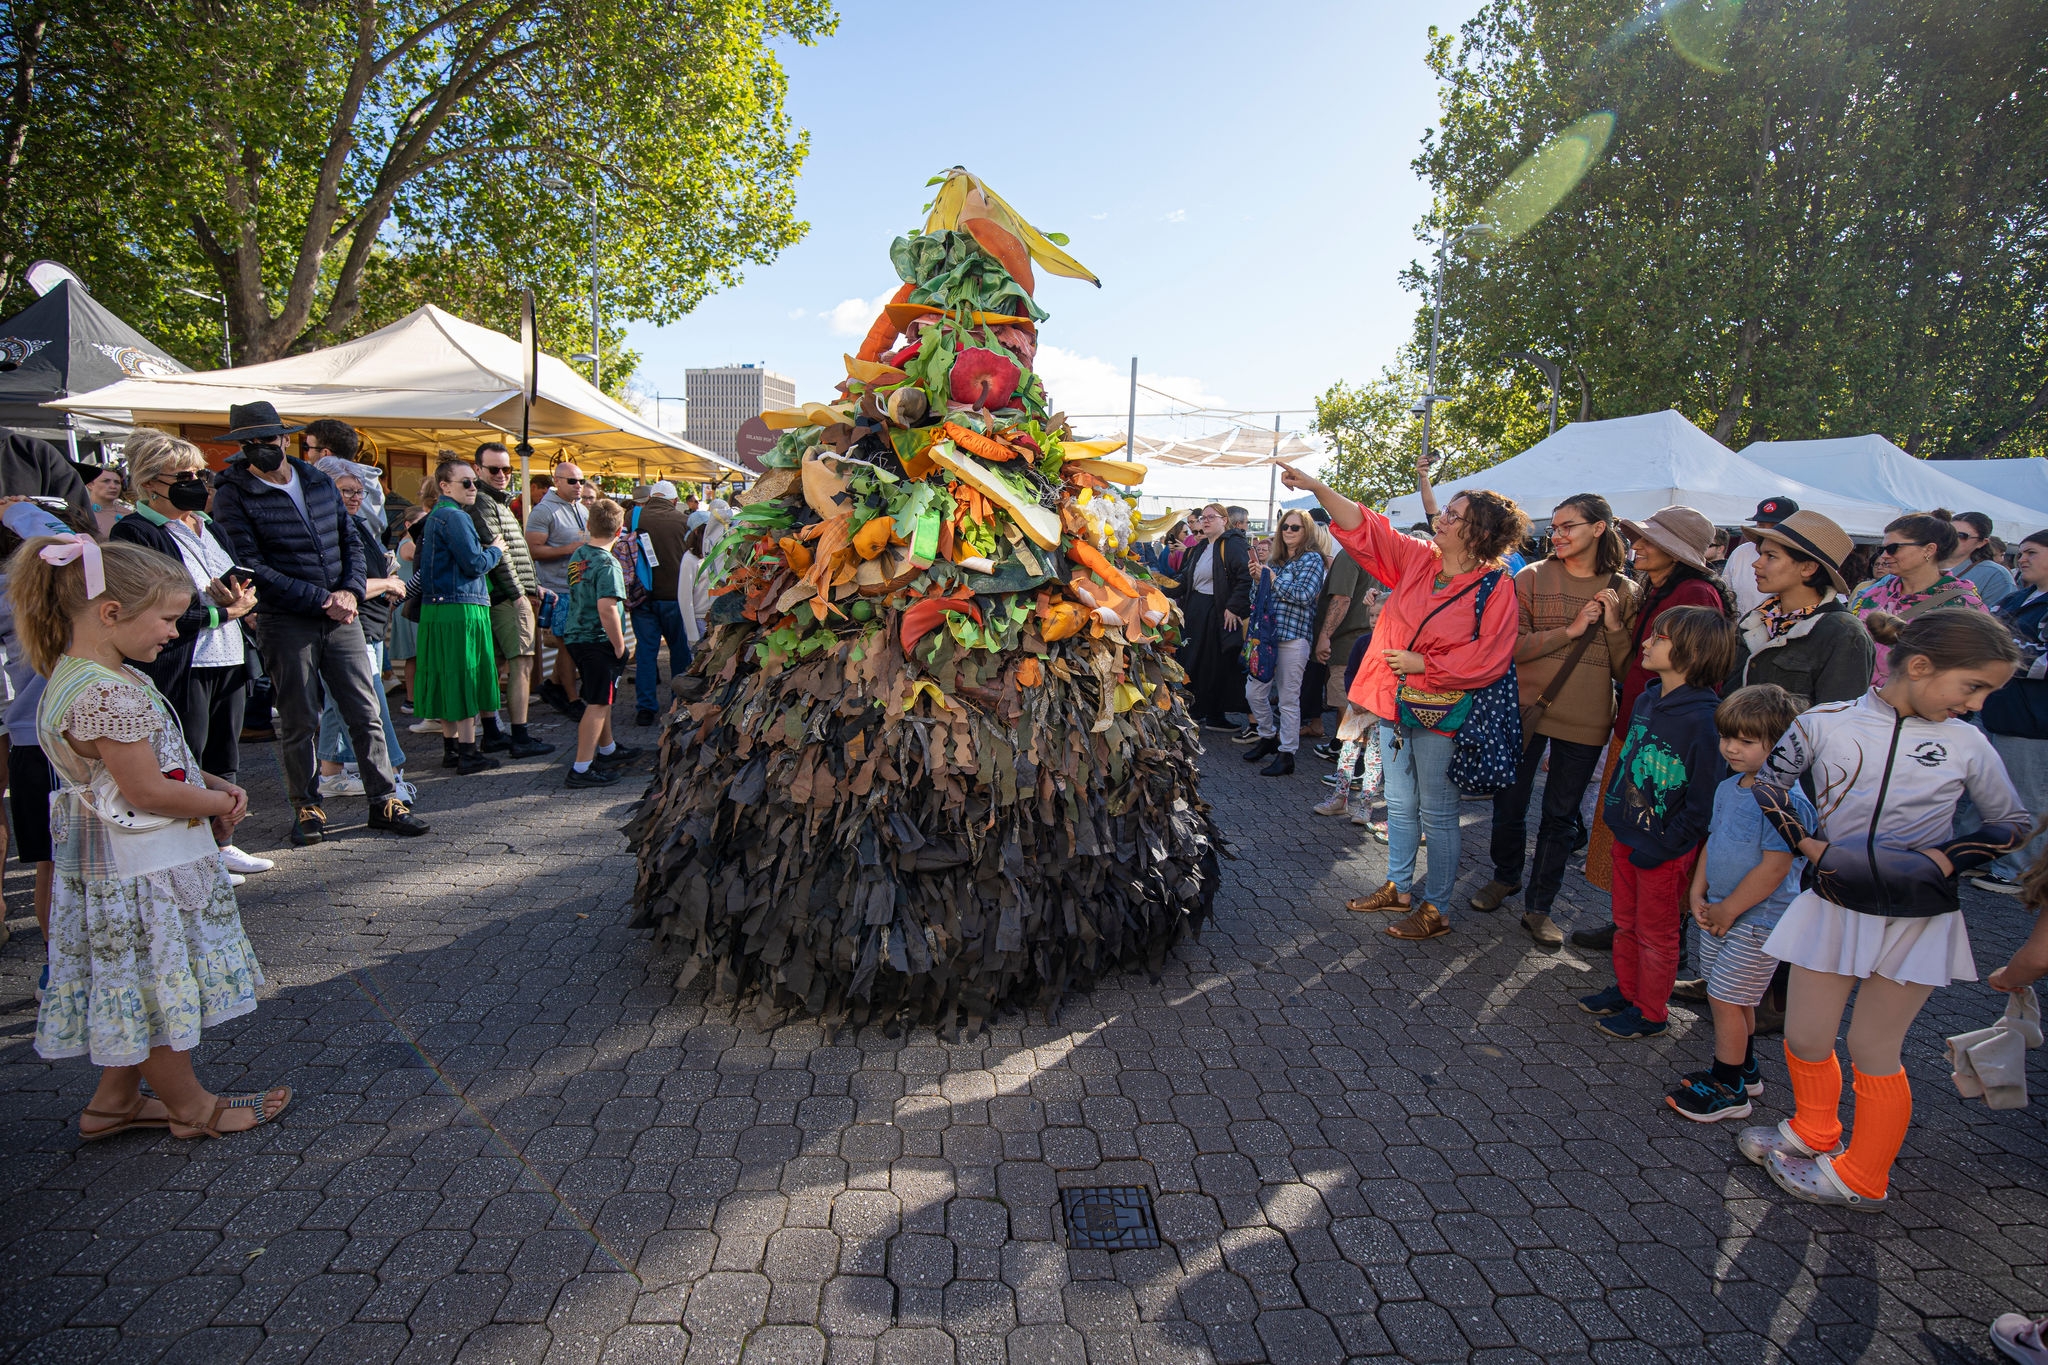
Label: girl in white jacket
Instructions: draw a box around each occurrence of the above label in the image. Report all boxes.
[1747,610,2029,1208]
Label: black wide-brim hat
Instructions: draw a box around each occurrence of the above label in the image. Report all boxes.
[221,401,304,442]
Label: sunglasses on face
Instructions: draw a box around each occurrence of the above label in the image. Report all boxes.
[559,476,585,485]
[482,464,512,475]
[1878,541,1923,556]
[162,470,208,485]
[450,478,476,489]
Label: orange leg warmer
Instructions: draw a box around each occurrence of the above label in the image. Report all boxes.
[1784,1043,1844,1154]
[1830,1067,1913,1201]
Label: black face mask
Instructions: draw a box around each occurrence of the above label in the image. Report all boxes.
[166,478,210,512]
[244,442,285,472]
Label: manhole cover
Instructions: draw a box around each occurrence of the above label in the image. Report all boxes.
[1060,1186,1161,1251]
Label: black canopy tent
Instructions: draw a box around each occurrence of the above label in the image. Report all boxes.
[0,280,189,457]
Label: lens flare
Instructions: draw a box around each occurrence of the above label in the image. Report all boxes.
[1661,0,1742,73]
[1476,111,1617,245]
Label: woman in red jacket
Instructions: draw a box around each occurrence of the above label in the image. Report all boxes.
[1281,464,1527,941]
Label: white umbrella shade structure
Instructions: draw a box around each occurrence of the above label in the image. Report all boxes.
[1110,426,1325,467]
[1383,411,1906,537]
[49,304,740,482]
[1922,457,2048,533]
[1744,435,2048,544]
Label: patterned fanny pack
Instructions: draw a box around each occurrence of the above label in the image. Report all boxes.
[1396,685,1473,734]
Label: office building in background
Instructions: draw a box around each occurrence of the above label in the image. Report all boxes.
[684,364,795,462]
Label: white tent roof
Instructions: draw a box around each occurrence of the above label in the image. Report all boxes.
[50,304,739,481]
[1743,435,2048,543]
[1124,426,1324,467]
[1384,411,1906,536]
[1924,458,2048,530]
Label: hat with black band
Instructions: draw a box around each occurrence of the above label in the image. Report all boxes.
[1742,508,1853,595]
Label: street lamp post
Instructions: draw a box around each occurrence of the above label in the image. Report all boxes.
[1418,223,1494,466]
[177,287,231,367]
[541,175,601,388]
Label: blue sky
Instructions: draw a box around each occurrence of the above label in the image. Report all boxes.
[623,0,1478,458]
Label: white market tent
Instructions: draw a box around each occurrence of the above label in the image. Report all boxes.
[1119,425,1325,529]
[1384,410,1905,537]
[1924,457,2048,529]
[50,304,739,484]
[1743,435,2048,544]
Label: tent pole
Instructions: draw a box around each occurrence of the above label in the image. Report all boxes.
[1265,415,1281,533]
[1125,357,1137,460]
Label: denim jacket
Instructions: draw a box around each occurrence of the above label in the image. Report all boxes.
[416,499,503,606]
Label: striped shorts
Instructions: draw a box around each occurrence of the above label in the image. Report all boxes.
[1696,919,1780,1007]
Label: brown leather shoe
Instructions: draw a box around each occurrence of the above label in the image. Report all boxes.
[1522,911,1565,947]
[1386,903,1450,940]
[1346,881,1408,914]
[1469,879,1519,913]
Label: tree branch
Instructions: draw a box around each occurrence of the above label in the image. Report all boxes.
[1960,374,2048,460]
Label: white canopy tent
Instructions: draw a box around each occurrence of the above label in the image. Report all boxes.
[50,304,739,484]
[1924,458,2048,530]
[1115,425,1326,529]
[1384,411,1905,536]
[1743,435,2048,543]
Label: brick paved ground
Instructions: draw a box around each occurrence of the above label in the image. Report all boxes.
[2,698,2045,1364]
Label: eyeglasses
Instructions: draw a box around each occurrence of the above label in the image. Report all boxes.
[1878,541,1923,557]
[336,486,364,497]
[481,464,513,475]
[1550,520,1592,535]
[450,478,476,489]
[1435,510,1465,526]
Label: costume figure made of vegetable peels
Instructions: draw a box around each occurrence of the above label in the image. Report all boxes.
[627,169,1222,1033]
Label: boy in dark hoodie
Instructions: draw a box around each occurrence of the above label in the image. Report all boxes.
[1581,604,1739,1039]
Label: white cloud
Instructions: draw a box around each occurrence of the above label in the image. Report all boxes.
[1163,208,1186,223]
[825,293,896,337]
[1032,345,1230,425]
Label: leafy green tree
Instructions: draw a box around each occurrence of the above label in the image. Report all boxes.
[0,0,833,388]
[1409,0,2048,459]
[1315,366,1529,511]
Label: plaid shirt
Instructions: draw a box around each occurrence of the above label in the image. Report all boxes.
[1264,551,1327,641]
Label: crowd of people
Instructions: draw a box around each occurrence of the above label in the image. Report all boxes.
[9,402,2048,1356]
[1,398,732,1060]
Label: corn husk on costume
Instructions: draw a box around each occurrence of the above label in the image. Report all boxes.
[627,170,1221,1032]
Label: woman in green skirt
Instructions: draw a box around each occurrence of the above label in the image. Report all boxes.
[412,458,504,775]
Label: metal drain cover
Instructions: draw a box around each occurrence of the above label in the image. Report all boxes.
[1060,1186,1161,1251]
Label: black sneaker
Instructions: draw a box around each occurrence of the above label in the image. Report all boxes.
[566,764,621,788]
[1230,724,1261,745]
[507,734,556,759]
[290,804,327,846]
[456,750,502,775]
[1596,1006,1668,1040]
[1577,984,1629,1016]
[593,743,642,768]
[1680,1062,1762,1099]
[539,680,572,711]
[367,798,430,837]
[1571,923,1616,952]
[1666,1075,1753,1123]
[478,728,512,753]
[635,709,656,727]
[1313,740,1340,762]
[1199,718,1237,733]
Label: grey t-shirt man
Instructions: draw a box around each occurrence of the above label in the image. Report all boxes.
[525,489,588,594]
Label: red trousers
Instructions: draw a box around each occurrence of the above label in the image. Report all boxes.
[1611,845,1699,1024]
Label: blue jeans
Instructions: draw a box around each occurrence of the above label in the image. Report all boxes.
[319,639,406,771]
[1985,732,2048,881]
[631,600,692,711]
[1379,721,1464,912]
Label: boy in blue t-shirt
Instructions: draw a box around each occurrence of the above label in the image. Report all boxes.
[1668,683,1816,1122]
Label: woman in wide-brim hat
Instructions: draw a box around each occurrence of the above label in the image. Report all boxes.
[1727,510,1876,711]
[1583,506,1736,898]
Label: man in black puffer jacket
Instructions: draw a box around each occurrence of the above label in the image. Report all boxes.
[210,402,429,846]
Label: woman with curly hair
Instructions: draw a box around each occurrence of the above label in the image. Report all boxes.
[1280,463,1527,941]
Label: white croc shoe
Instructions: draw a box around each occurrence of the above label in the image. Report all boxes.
[1766,1150,1886,1210]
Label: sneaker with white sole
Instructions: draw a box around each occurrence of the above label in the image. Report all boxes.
[1767,1150,1885,1209]
[407,717,442,734]
[227,870,246,887]
[219,845,275,875]
[1972,874,2026,896]
[1665,1075,1753,1123]
[320,772,366,797]
[1991,1311,2048,1365]
[394,775,419,804]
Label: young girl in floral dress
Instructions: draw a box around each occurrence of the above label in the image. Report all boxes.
[15,532,289,1139]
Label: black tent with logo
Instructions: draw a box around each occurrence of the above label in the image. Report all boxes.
[0,280,190,454]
